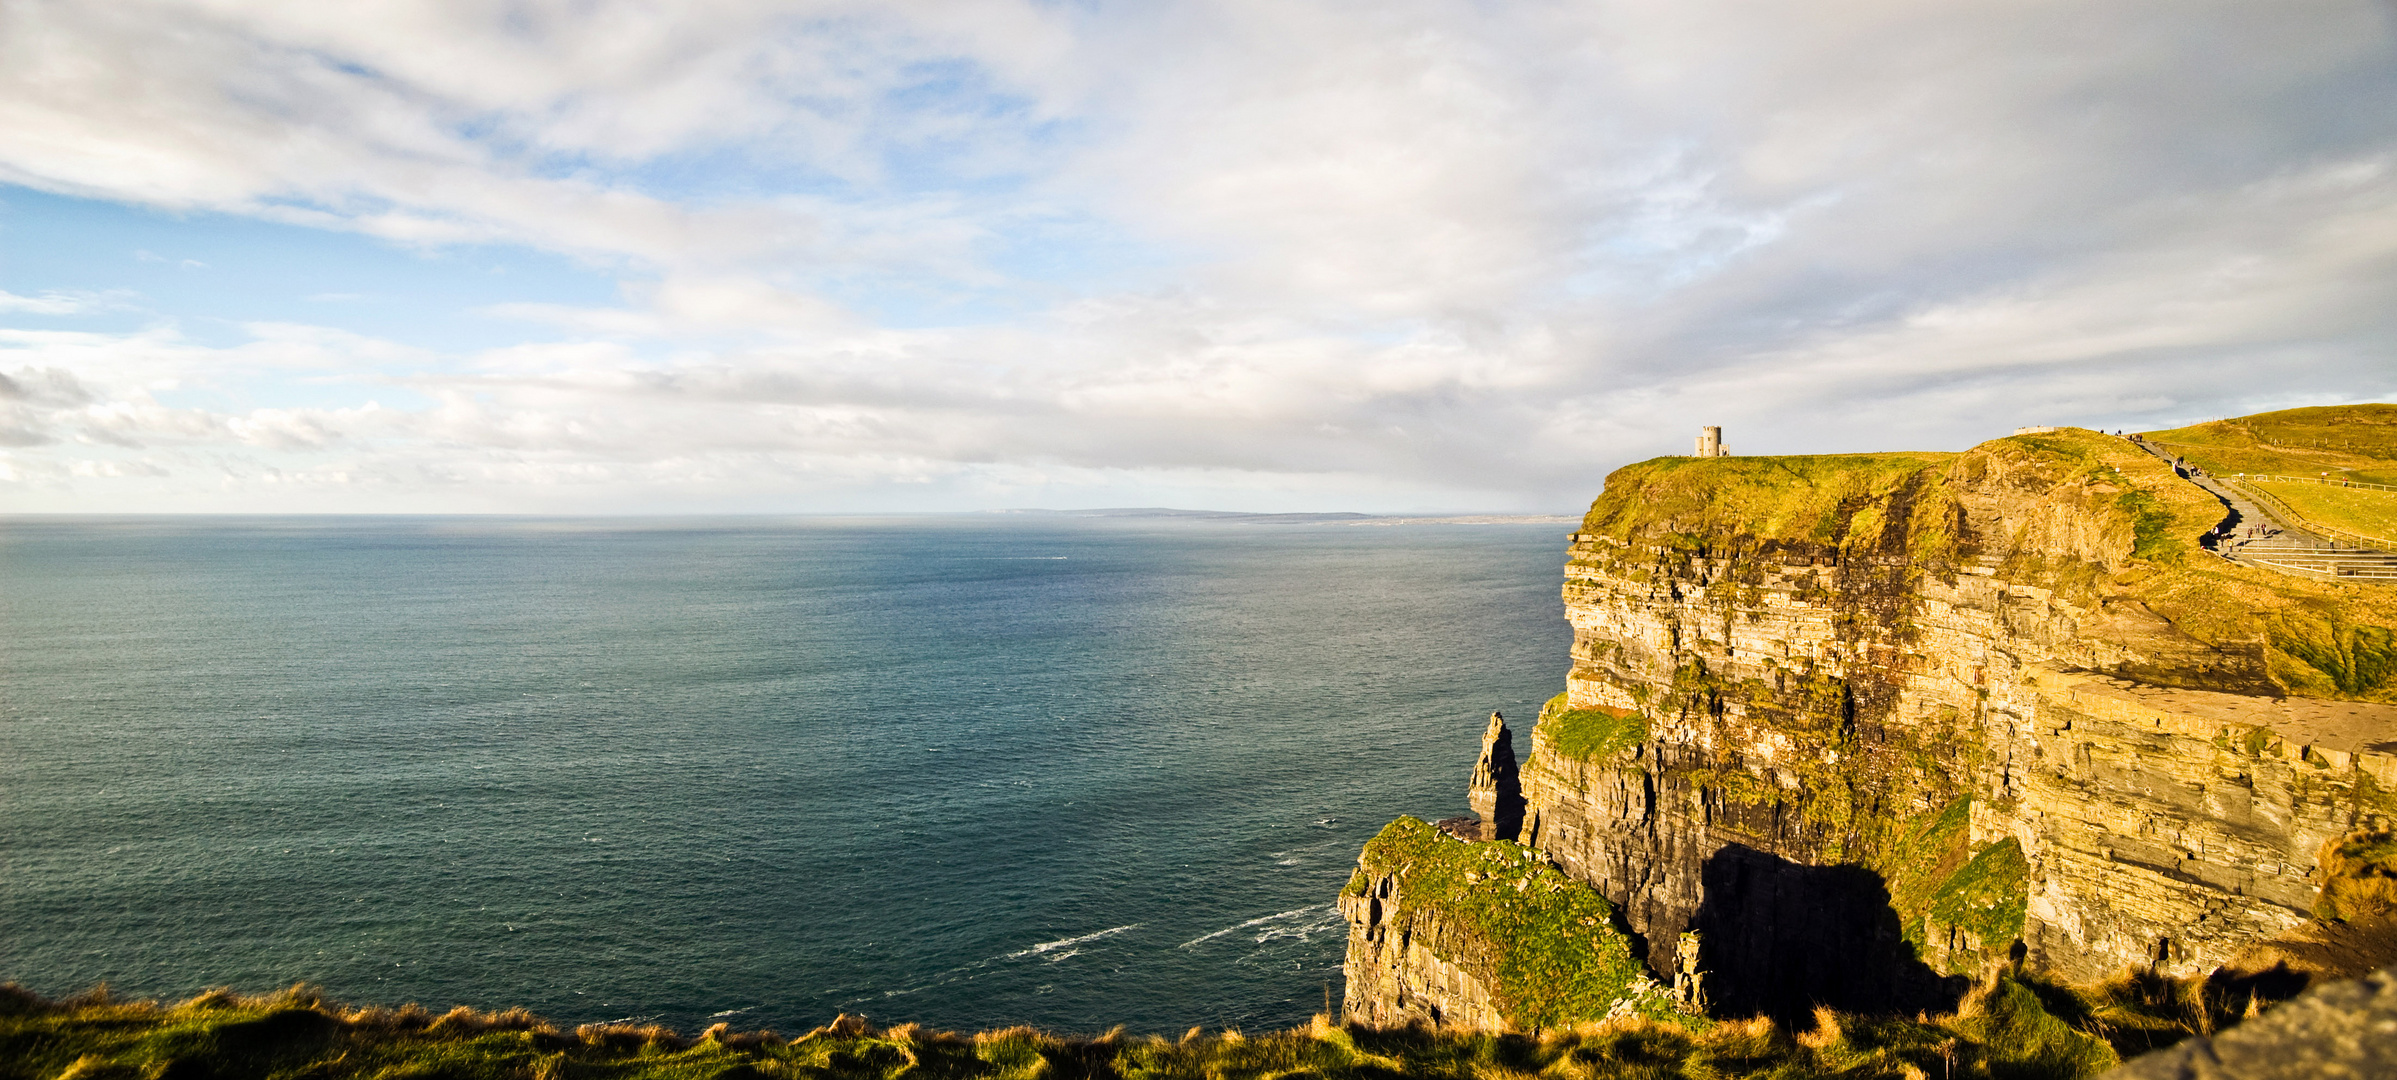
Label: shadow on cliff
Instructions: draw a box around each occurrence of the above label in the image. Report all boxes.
[1693,844,1969,1026]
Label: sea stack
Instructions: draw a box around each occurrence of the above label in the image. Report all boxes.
[1466,711,1523,842]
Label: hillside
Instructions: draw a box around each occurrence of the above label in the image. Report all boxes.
[2142,404,2397,486]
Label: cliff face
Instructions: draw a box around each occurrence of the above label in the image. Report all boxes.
[1337,817,1666,1029]
[1344,426,2397,1028]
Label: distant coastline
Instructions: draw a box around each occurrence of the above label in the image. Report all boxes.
[980,507,1578,526]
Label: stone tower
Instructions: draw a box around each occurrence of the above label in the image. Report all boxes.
[1695,426,1727,457]
[1466,711,1524,842]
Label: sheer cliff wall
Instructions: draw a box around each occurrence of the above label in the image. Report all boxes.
[1345,427,2397,1027]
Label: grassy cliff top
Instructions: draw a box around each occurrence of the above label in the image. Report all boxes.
[2143,404,2397,485]
[1578,428,2183,565]
[1579,451,1958,551]
[1576,415,2397,702]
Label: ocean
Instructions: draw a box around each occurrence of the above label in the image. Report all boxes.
[0,516,1572,1035]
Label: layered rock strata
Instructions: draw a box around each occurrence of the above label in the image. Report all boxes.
[1534,477,2397,1005]
[1338,869,1508,1030]
[1344,427,2397,1028]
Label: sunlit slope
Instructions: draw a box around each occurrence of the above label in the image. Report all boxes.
[2247,482,2397,545]
[2143,404,2397,484]
[1578,451,1962,554]
[1585,425,2397,700]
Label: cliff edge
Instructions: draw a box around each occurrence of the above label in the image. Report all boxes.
[1345,417,2397,1030]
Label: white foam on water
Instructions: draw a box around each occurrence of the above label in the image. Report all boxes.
[1179,905,1330,949]
[1006,924,1140,959]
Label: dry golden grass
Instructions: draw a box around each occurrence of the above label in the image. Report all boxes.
[0,967,2299,1080]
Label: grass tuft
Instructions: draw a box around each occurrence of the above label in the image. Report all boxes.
[2316,829,2397,922]
[0,974,2288,1080]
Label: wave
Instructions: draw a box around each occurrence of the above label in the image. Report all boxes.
[868,924,1143,1002]
[1178,905,1333,949]
[1005,924,1140,959]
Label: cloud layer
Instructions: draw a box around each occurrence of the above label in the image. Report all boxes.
[4,0,2394,511]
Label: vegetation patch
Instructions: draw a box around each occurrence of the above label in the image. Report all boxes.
[2115,489,2178,563]
[1579,452,1961,558]
[1945,978,2121,1079]
[2247,480,2397,545]
[2315,829,2397,922]
[1534,693,1647,762]
[0,973,2230,1080]
[2144,405,2397,481]
[1926,839,2031,950]
[1877,797,1973,936]
[1347,817,1659,1029]
[2271,614,2397,698]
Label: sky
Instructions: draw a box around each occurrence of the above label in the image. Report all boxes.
[2,0,2394,514]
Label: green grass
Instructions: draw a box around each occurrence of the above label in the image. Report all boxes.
[1345,817,1660,1029]
[2272,618,2397,697]
[0,974,2183,1080]
[2115,489,2178,562]
[2246,480,2397,544]
[1877,799,1972,940]
[1945,979,2120,1080]
[2144,405,2397,545]
[1868,799,2030,973]
[2144,404,2397,473]
[1579,451,1961,555]
[1926,839,2030,951]
[1533,693,1647,762]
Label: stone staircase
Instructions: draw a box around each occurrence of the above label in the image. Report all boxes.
[2231,537,2397,580]
[2126,435,2397,582]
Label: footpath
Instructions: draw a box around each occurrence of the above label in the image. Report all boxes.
[2125,436,2397,582]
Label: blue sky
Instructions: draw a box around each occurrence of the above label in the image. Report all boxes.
[3,0,2394,513]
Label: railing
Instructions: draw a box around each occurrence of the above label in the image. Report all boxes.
[2218,477,2396,552]
[2230,473,2397,493]
[2235,554,2397,580]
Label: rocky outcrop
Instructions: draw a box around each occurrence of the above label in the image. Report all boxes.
[1343,426,2397,1029]
[1338,865,1508,1030]
[1467,712,1524,842]
[2103,963,2397,1078]
[1337,817,1662,1029]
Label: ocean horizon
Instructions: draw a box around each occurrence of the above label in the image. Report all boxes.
[0,515,1573,1035]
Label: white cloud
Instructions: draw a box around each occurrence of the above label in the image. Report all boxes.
[1,0,2392,511]
[0,290,111,315]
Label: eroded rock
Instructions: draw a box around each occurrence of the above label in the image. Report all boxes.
[2104,963,2397,1079]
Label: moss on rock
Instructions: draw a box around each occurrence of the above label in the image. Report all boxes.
[1533,693,1647,763]
[1347,817,1661,1029]
[1927,839,2030,951]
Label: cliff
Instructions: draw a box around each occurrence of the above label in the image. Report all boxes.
[1344,420,2397,1029]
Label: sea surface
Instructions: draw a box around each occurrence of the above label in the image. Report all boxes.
[0,516,1573,1035]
